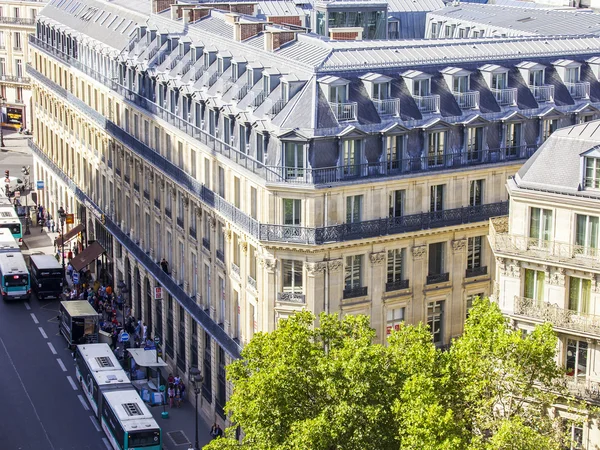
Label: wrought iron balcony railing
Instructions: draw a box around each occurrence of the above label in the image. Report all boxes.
[563,376,600,403]
[202,238,210,250]
[189,227,197,239]
[216,249,224,262]
[565,81,590,99]
[385,279,409,292]
[0,74,30,84]
[489,218,600,271]
[453,91,479,109]
[329,102,358,121]
[0,17,35,25]
[247,275,257,291]
[426,273,450,285]
[372,98,400,116]
[514,296,600,336]
[343,286,368,299]
[491,87,517,106]
[530,84,554,103]
[465,266,488,278]
[414,94,440,113]
[231,263,240,278]
[277,292,305,304]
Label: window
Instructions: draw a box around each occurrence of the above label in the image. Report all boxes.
[344,255,363,290]
[575,214,599,253]
[282,260,302,293]
[505,122,522,157]
[386,135,404,171]
[233,177,240,208]
[342,139,362,177]
[283,199,301,225]
[428,242,445,276]
[491,72,507,90]
[248,246,257,281]
[466,127,483,161]
[524,269,545,302]
[413,78,430,97]
[529,69,544,87]
[217,166,225,197]
[223,115,232,144]
[372,82,389,100]
[427,131,445,166]
[389,190,404,218]
[541,118,558,142]
[238,124,248,154]
[565,67,580,84]
[565,421,584,450]
[328,85,347,103]
[15,59,22,78]
[584,157,600,188]
[470,180,483,207]
[467,237,482,270]
[430,185,444,215]
[256,133,265,163]
[346,195,362,223]
[178,142,184,168]
[13,32,21,50]
[566,339,587,379]
[282,82,290,102]
[386,248,405,290]
[0,32,4,49]
[165,134,172,161]
[427,301,444,344]
[466,293,483,318]
[250,187,257,220]
[0,58,5,76]
[453,75,468,93]
[386,307,405,335]
[217,222,224,258]
[529,207,552,243]
[569,277,590,314]
[283,142,304,179]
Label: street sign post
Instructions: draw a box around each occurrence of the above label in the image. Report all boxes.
[144,344,156,351]
[120,332,130,343]
[72,272,79,284]
[36,180,44,190]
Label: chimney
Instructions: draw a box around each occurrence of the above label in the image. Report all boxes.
[234,20,267,42]
[152,0,176,14]
[264,29,297,52]
[329,27,363,41]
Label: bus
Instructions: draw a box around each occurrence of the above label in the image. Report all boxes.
[74,344,132,417]
[0,252,30,300]
[0,205,23,245]
[29,254,64,300]
[101,390,162,450]
[0,228,19,253]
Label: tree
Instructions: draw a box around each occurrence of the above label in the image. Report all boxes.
[204,299,579,450]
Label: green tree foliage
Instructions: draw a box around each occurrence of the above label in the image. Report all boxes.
[203,299,577,450]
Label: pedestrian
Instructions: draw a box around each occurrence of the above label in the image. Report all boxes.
[50,218,55,232]
[175,385,181,407]
[40,219,44,232]
[216,424,223,438]
[168,383,175,408]
[210,424,219,439]
[160,258,169,273]
[142,322,147,341]
[168,373,174,385]
[178,381,185,403]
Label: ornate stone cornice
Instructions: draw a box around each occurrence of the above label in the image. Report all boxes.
[328,259,343,272]
[412,245,427,260]
[369,252,386,265]
[306,261,327,275]
[547,267,565,286]
[451,239,467,253]
[259,258,276,271]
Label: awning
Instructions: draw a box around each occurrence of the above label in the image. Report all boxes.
[127,348,168,368]
[70,241,105,272]
[58,223,84,247]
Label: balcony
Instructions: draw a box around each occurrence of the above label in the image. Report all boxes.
[385,279,409,292]
[164,208,171,219]
[372,98,400,116]
[153,199,160,209]
[143,190,150,201]
[491,87,517,106]
[514,296,600,336]
[426,273,450,285]
[453,91,479,110]
[270,98,287,116]
[414,94,440,113]
[564,377,600,403]
[251,90,266,108]
[176,217,184,229]
[202,238,210,250]
[0,75,30,84]
[488,216,600,271]
[329,102,358,121]
[277,292,305,304]
[247,275,257,291]
[216,249,224,263]
[189,227,196,239]
[530,85,554,103]
[343,286,368,299]
[565,81,590,99]
[465,266,488,278]
[0,17,35,26]
[231,263,240,278]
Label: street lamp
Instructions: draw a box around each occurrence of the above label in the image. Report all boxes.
[0,97,5,148]
[189,367,204,450]
[21,166,30,235]
[58,206,67,283]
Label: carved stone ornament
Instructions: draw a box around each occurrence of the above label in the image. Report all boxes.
[195,207,202,218]
[412,245,427,260]
[241,240,248,254]
[328,259,343,272]
[183,195,190,208]
[306,262,327,275]
[149,170,154,182]
[369,252,386,265]
[592,274,600,294]
[451,239,467,253]
[225,228,232,242]
[499,258,520,278]
[259,258,276,271]
[170,187,176,199]
[158,177,165,189]
[209,214,216,230]
[547,267,566,286]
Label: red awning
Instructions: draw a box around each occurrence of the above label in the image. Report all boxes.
[57,223,84,247]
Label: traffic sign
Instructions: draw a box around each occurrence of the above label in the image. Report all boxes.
[120,332,130,343]
[36,180,44,190]
[154,336,160,345]
[144,345,156,351]
[72,272,80,284]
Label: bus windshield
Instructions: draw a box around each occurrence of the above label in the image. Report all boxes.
[0,223,21,235]
[4,274,28,287]
[128,430,161,447]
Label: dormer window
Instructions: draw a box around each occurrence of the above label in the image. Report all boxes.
[282,82,290,102]
[329,85,347,103]
[402,70,439,113]
[517,62,553,102]
[566,66,580,84]
[553,59,589,99]
[529,69,544,87]
[480,64,516,106]
[372,82,389,100]
[453,75,468,93]
[491,72,507,90]
[585,157,600,188]
[319,76,356,121]
[413,78,430,97]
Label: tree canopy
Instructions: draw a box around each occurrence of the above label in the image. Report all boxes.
[203,298,581,450]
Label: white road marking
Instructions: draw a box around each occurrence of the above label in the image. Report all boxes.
[0,336,56,450]
[78,394,90,411]
[89,415,101,432]
[57,358,67,372]
[102,438,111,450]
[24,302,31,310]
[30,313,39,324]
[38,327,47,339]
[67,375,78,391]
[47,342,57,355]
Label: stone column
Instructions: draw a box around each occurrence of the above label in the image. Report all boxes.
[410,245,427,324]
[369,252,386,341]
[306,261,327,316]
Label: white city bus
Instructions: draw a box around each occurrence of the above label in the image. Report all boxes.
[0,228,19,253]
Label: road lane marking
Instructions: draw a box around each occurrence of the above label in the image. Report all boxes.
[0,336,56,450]
[24,302,31,310]
[67,375,78,391]
[30,313,39,324]
[102,438,111,450]
[47,342,57,355]
[57,358,67,372]
[38,327,48,339]
[89,415,101,432]
[78,394,90,411]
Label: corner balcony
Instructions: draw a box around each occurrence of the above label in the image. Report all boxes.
[453,91,479,110]
[514,296,600,337]
[530,84,554,103]
[489,216,600,271]
[277,292,305,304]
[563,377,600,403]
[329,102,358,121]
[491,87,517,106]
[414,94,440,113]
[565,81,590,99]
[372,98,400,116]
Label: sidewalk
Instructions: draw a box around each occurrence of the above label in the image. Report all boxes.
[23,225,216,450]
